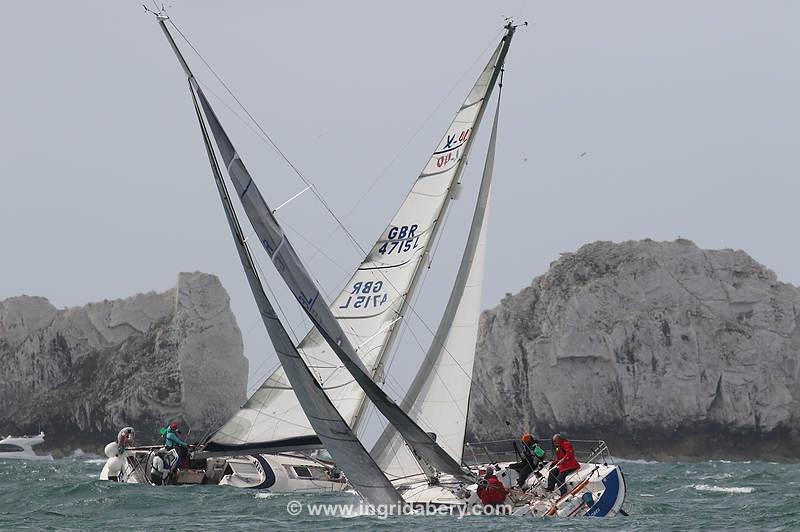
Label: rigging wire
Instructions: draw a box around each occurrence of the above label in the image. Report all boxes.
[169,19,366,260]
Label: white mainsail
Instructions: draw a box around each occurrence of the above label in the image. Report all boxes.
[154,14,402,506]
[373,91,501,479]
[207,33,513,454]
[184,28,512,478]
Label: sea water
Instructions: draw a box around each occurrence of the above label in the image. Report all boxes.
[0,457,797,530]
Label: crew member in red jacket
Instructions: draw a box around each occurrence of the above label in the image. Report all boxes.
[477,466,508,507]
[546,434,580,496]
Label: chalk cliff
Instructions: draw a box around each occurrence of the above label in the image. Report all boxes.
[0,272,248,454]
[468,240,800,460]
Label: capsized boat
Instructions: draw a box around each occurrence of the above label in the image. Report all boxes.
[0,432,53,461]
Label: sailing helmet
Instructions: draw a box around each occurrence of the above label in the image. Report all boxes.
[169,422,178,430]
[484,466,495,477]
[521,433,535,445]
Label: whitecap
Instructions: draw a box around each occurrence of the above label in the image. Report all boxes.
[692,484,754,494]
[640,493,655,497]
[612,458,659,465]
[83,459,108,465]
[255,492,274,499]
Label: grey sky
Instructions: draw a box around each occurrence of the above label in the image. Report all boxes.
[2,1,798,413]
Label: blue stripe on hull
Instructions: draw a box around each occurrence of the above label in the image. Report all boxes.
[248,455,277,490]
[585,467,624,517]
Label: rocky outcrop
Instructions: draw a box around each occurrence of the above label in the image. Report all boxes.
[468,240,800,460]
[0,272,248,454]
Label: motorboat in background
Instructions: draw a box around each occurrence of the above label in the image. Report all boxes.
[0,432,53,461]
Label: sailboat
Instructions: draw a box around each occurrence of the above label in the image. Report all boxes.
[102,9,627,517]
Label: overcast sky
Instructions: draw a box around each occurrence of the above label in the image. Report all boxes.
[2,1,798,409]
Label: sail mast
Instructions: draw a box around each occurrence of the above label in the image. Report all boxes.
[152,11,401,506]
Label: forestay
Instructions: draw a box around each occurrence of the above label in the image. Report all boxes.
[207,32,513,453]
[154,15,402,507]
[373,90,501,479]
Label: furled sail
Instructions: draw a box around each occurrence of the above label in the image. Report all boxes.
[372,88,501,479]
[153,14,401,506]
[207,27,515,454]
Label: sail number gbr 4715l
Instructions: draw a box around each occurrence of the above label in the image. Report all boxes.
[338,281,388,310]
[377,224,419,256]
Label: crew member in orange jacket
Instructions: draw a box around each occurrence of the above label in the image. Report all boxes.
[546,433,580,495]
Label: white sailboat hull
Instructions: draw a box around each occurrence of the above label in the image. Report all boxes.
[99,449,348,493]
[393,461,626,518]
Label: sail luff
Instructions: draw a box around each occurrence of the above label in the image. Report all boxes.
[373,86,502,475]
[155,16,401,506]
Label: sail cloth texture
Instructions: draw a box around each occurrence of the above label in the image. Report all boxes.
[193,83,472,480]
[207,33,512,455]
[372,92,500,479]
[182,71,401,506]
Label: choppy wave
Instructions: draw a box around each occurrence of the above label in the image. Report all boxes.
[692,484,754,494]
[612,458,660,465]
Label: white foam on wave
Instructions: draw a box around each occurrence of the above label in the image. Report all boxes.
[83,459,108,465]
[255,492,274,499]
[692,484,754,494]
[612,458,660,465]
[640,493,655,497]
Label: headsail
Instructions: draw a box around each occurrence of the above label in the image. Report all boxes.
[372,85,502,478]
[208,25,516,458]
[154,14,401,506]
[188,26,517,483]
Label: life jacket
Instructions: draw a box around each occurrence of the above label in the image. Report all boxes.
[478,475,508,505]
[555,439,580,472]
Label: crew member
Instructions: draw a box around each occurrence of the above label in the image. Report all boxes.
[150,450,169,485]
[163,422,189,467]
[116,427,135,452]
[509,433,546,487]
[546,433,580,496]
[476,466,508,507]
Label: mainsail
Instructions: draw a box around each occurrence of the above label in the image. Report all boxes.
[372,88,501,479]
[207,27,515,455]
[154,14,402,506]
[182,25,517,483]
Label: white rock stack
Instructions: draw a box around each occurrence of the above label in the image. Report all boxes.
[0,272,248,451]
[468,239,800,459]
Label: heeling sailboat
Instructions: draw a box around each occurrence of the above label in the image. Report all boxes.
[152,12,400,507]
[202,24,515,458]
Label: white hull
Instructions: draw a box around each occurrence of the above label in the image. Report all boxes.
[0,432,53,461]
[393,460,626,518]
[99,449,348,493]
